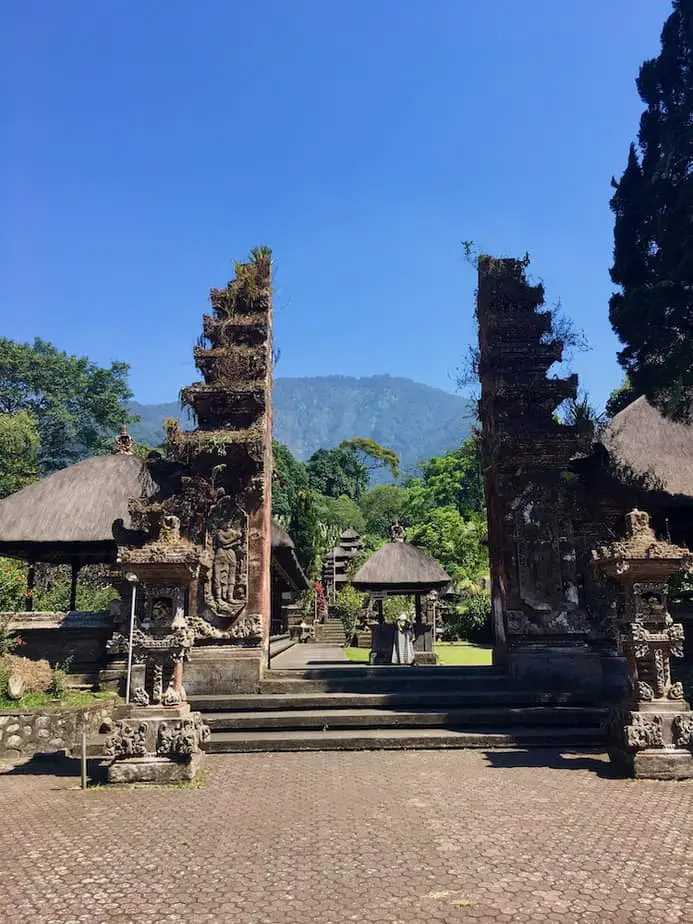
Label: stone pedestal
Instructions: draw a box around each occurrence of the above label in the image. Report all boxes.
[608,705,693,780]
[105,703,209,784]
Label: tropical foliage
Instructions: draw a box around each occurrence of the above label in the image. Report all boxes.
[0,337,136,475]
[609,0,693,421]
[272,434,490,638]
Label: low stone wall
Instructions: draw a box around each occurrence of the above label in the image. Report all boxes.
[3,610,115,677]
[0,702,115,762]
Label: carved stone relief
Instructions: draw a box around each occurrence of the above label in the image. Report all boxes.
[104,721,148,758]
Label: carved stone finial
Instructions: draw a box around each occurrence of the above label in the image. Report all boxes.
[114,425,135,455]
[625,509,653,539]
[390,522,406,543]
[159,515,181,545]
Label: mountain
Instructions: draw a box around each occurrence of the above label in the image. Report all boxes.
[129,375,475,479]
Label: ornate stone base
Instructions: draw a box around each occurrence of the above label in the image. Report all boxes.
[104,703,209,784]
[610,746,693,780]
[184,645,264,694]
[608,705,693,779]
[107,752,204,783]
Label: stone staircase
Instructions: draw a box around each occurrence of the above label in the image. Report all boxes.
[312,621,347,645]
[188,666,608,753]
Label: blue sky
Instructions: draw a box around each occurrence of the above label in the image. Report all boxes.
[0,0,672,411]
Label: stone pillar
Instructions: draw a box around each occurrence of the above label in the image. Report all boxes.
[595,509,693,779]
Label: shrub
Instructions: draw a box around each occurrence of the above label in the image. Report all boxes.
[440,590,492,642]
[381,595,415,623]
[0,558,28,611]
[333,585,367,645]
[50,658,73,698]
[0,612,24,655]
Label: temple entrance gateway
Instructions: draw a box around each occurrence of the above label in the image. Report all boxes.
[3,249,693,765]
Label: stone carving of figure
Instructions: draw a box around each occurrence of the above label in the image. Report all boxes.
[114,425,135,455]
[213,524,243,605]
[390,522,406,543]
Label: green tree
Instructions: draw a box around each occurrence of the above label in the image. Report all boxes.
[359,484,409,538]
[289,490,320,576]
[339,438,400,479]
[405,436,484,523]
[609,0,693,421]
[0,338,136,473]
[605,378,638,418]
[306,445,369,501]
[313,494,366,534]
[0,411,40,498]
[272,440,309,523]
[407,507,488,587]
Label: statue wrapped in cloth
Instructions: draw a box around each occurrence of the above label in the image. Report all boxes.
[392,613,415,665]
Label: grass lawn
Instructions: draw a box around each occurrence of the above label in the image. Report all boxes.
[344,642,493,666]
[0,690,118,711]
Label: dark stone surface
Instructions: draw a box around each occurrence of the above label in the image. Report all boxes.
[508,646,605,695]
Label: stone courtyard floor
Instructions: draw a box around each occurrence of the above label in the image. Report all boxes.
[1,749,692,924]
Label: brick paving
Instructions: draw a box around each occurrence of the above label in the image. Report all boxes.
[1,748,692,923]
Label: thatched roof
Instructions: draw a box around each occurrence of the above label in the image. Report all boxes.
[352,541,451,592]
[0,454,156,563]
[0,453,311,588]
[270,521,309,591]
[600,397,693,499]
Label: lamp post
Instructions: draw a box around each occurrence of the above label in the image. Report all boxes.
[124,572,139,705]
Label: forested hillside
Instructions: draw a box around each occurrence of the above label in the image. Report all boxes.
[130,375,474,479]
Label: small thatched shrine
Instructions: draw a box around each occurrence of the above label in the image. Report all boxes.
[352,524,451,664]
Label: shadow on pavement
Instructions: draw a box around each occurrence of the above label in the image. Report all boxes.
[483,748,622,778]
[0,753,106,780]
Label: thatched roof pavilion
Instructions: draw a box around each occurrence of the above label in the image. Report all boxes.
[352,527,451,595]
[0,452,308,611]
[0,453,156,565]
[599,396,693,499]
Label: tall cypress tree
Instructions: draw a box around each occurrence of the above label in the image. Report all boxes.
[610,0,693,421]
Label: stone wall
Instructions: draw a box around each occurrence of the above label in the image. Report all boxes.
[4,611,114,677]
[0,702,114,762]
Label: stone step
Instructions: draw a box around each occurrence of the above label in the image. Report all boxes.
[267,666,501,680]
[189,690,596,712]
[205,705,606,732]
[205,726,606,753]
[259,676,516,695]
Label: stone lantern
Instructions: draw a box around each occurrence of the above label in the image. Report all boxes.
[594,509,693,779]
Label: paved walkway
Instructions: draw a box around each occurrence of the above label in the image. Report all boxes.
[1,748,692,923]
[271,642,350,669]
